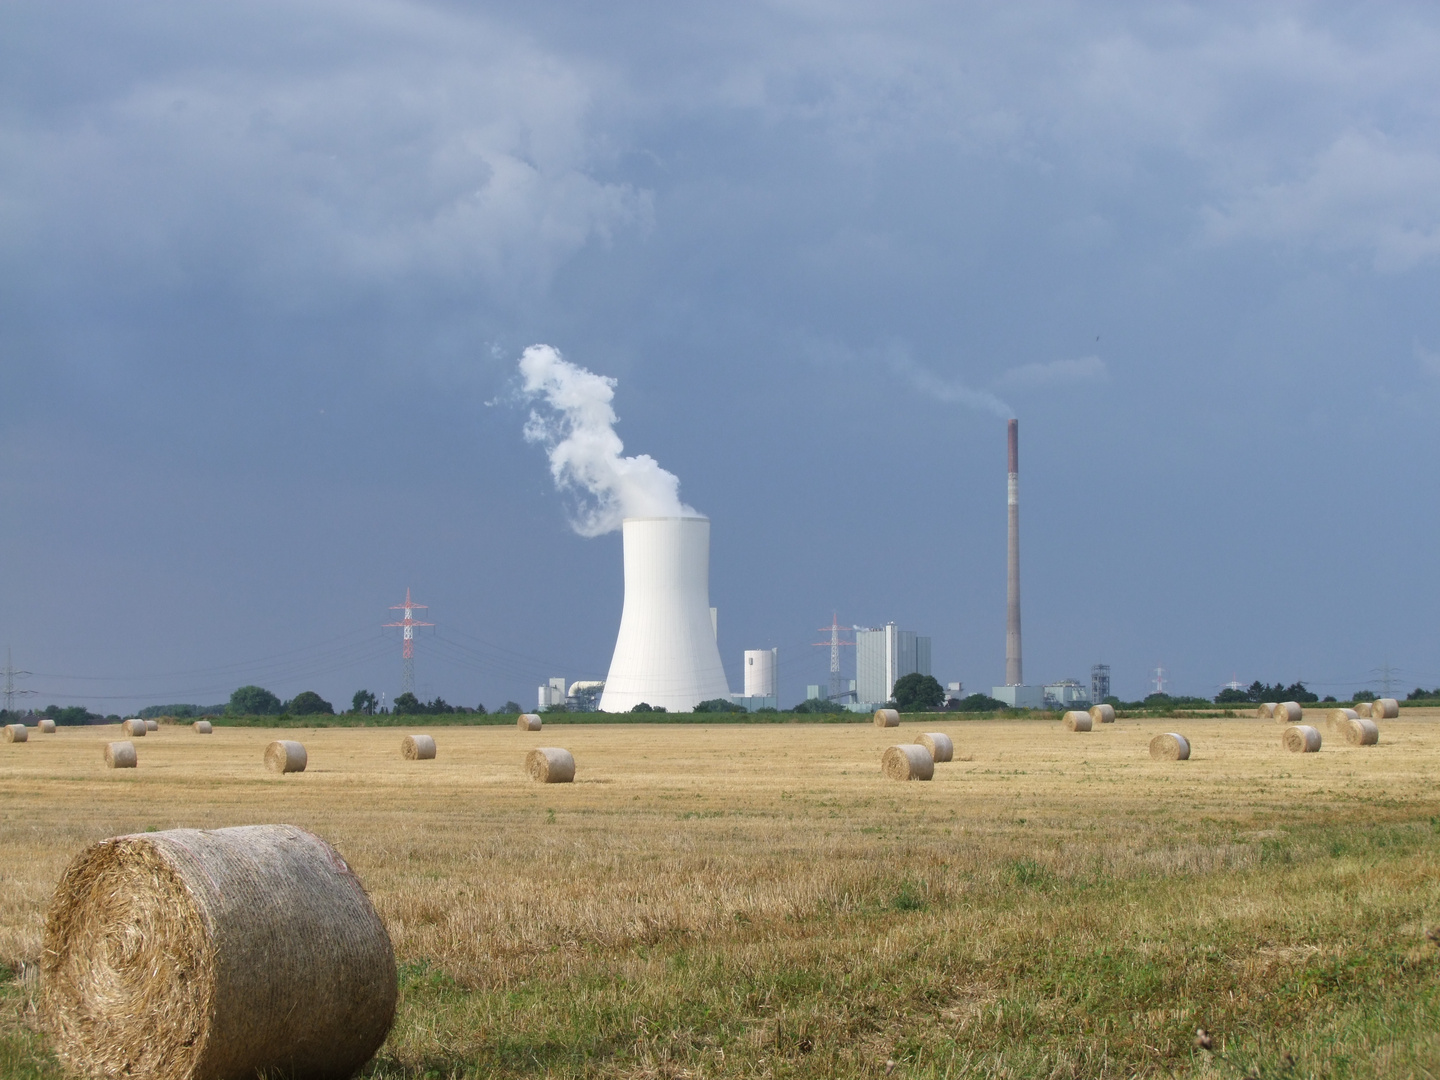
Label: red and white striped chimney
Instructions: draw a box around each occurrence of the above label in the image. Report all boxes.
[1005,418,1023,686]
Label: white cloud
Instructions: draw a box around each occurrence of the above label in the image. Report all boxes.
[998,356,1109,390]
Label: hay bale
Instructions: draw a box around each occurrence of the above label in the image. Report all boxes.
[526,747,575,783]
[881,744,934,781]
[1062,711,1092,732]
[917,732,954,762]
[1282,725,1321,753]
[1373,697,1400,720]
[41,824,396,1080]
[122,719,146,737]
[873,708,900,727]
[1344,717,1380,746]
[1089,703,1116,724]
[518,714,542,731]
[39,718,56,733]
[265,740,307,774]
[5,723,28,743]
[1353,701,1373,718]
[1149,733,1191,760]
[1273,701,1303,724]
[104,742,137,769]
[1257,703,1276,719]
[401,734,436,760]
[1327,708,1359,731]
[144,719,158,732]
[193,720,212,734]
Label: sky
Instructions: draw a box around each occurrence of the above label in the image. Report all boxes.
[4,1,1440,713]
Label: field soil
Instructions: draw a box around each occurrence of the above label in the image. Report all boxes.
[2,713,1438,1078]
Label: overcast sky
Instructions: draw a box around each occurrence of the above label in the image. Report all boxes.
[4,1,1440,712]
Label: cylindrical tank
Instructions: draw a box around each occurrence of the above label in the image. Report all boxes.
[743,649,776,698]
[598,517,731,712]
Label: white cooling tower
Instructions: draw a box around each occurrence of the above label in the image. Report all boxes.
[598,516,731,712]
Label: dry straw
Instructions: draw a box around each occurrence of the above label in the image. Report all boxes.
[39,718,57,733]
[41,824,396,1080]
[4,723,27,743]
[917,732,954,762]
[1353,701,1373,718]
[401,734,436,760]
[104,742,137,769]
[1257,703,1276,719]
[1344,717,1380,746]
[526,747,575,783]
[873,709,900,727]
[1327,708,1359,731]
[1149,732,1191,760]
[1062,711,1092,732]
[123,719,147,737]
[1273,701,1304,724]
[265,740,307,774]
[193,720,212,734]
[1089,703,1116,724]
[881,744,934,781]
[518,714,542,731]
[145,719,159,732]
[1282,725,1322,753]
[1372,697,1400,720]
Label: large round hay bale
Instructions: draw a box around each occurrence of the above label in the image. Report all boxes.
[39,718,57,733]
[122,719,146,737]
[193,720,212,734]
[1282,725,1321,753]
[1149,732,1191,760]
[144,719,158,732]
[1327,708,1359,731]
[1373,697,1399,720]
[881,744,934,781]
[1344,717,1380,746]
[526,747,575,783]
[518,714,542,731]
[4,723,27,743]
[873,708,900,727]
[41,824,396,1080]
[1089,703,1116,724]
[401,734,436,760]
[1062,711,1092,732]
[265,740,307,774]
[1273,701,1303,724]
[1353,701,1373,718]
[917,732,953,762]
[1257,703,1276,719]
[104,742,137,769]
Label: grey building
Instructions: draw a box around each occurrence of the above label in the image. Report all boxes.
[855,623,932,705]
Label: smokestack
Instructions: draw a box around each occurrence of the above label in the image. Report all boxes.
[598,516,732,712]
[1005,418,1022,686]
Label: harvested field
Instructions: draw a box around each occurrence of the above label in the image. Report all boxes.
[2,714,1439,1078]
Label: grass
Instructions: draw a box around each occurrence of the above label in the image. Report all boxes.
[2,713,1438,1077]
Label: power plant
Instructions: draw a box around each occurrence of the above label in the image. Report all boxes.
[1005,417,1022,686]
[597,516,731,712]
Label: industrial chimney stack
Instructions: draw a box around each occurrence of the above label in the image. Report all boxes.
[1005,418,1022,685]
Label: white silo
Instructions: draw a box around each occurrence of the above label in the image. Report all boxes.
[598,516,731,712]
[744,648,777,698]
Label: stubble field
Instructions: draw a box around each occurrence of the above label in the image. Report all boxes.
[2,713,1438,1079]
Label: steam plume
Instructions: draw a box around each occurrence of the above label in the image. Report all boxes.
[892,353,1014,419]
[519,344,695,536]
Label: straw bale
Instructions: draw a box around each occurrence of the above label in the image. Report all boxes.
[1372,697,1400,720]
[917,732,954,762]
[1149,733,1191,760]
[1089,703,1116,724]
[104,742,137,769]
[144,719,159,732]
[1257,703,1276,719]
[526,747,575,783]
[1353,701,1373,718]
[5,723,28,743]
[41,824,396,1080]
[1273,701,1303,724]
[123,719,147,737]
[39,718,57,733]
[1282,725,1321,753]
[881,744,934,781]
[873,708,900,727]
[264,740,307,774]
[1327,708,1359,731]
[518,714,542,731]
[1062,711,1092,732]
[193,720,212,734]
[1344,717,1380,746]
[401,734,436,760]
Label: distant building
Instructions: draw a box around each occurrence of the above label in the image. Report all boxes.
[538,677,567,709]
[566,681,604,712]
[855,623,932,705]
[1091,664,1111,704]
[1044,680,1089,708]
[990,684,1044,709]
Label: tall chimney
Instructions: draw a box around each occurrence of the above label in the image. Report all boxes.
[1005,418,1022,686]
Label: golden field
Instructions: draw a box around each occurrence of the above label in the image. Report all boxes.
[2,713,1439,1078]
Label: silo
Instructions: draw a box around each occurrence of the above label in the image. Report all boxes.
[598,517,731,712]
[744,648,777,698]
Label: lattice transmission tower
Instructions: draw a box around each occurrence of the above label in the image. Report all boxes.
[813,613,853,702]
[384,589,433,696]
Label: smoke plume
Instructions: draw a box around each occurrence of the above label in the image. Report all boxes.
[898,358,1014,419]
[519,344,696,536]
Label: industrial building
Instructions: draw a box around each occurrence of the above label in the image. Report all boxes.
[732,648,778,711]
[855,623,932,706]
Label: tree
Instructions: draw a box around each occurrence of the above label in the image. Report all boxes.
[288,691,333,716]
[631,702,666,713]
[352,690,378,715]
[1214,688,1250,704]
[695,698,746,713]
[1353,690,1377,702]
[228,685,282,716]
[893,673,945,711]
[474,702,487,715]
[792,696,847,714]
[950,693,1007,713]
[500,701,522,715]
[393,692,422,715]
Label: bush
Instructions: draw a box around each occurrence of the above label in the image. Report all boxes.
[950,693,1007,713]
[792,697,847,714]
[694,698,746,713]
[631,702,667,713]
[287,691,334,716]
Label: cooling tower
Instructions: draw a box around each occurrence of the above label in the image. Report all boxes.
[1005,418,1023,686]
[598,516,731,712]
